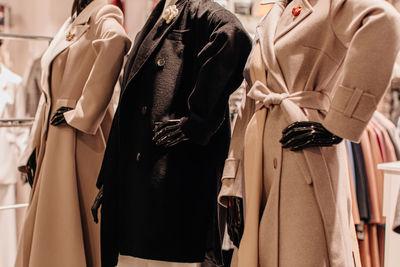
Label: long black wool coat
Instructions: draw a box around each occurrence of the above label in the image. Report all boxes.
[97,0,252,266]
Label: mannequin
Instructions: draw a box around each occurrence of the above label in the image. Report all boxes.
[218,0,400,266]
[49,0,94,127]
[15,0,131,266]
[96,0,252,266]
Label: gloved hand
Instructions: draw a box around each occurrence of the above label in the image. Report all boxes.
[20,151,36,187]
[227,196,244,248]
[50,107,73,126]
[152,118,189,148]
[280,121,342,151]
[91,186,103,224]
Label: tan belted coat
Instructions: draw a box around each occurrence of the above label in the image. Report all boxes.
[15,1,131,266]
[218,0,400,266]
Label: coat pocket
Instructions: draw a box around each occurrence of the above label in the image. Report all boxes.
[166,29,191,42]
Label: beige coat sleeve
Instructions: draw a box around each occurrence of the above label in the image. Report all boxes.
[64,6,132,135]
[322,0,400,142]
[218,81,256,207]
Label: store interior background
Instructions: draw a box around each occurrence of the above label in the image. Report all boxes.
[0,0,155,78]
[3,1,400,267]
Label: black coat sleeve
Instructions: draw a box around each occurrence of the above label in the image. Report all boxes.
[181,6,252,145]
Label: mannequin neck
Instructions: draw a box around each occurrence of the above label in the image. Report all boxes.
[76,0,94,15]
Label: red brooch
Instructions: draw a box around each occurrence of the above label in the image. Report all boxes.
[292,6,302,16]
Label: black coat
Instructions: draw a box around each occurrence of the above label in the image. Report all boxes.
[97,0,252,266]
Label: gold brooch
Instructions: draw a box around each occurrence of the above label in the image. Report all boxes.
[66,31,75,41]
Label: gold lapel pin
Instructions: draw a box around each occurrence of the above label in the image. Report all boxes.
[66,31,75,41]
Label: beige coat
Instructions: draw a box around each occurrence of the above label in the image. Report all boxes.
[16,1,131,266]
[218,0,400,266]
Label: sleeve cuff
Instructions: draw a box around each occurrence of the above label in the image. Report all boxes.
[323,85,378,142]
[64,110,99,135]
[218,158,244,208]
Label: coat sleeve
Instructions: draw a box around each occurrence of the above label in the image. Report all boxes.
[64,5,132,135]
[218,80,256,207]
[322,0,400,142]
[181,7,252,145]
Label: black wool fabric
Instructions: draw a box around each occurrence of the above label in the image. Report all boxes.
[97,0,252,266]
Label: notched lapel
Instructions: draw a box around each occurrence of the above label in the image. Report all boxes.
[274,0,313,42]
[123,0,188,94]
[121,0,166,87]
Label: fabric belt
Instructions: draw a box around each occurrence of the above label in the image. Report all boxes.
[248,80,331,113]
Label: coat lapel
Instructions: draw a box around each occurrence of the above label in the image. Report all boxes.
[274,0,313,42]
[40,0,106,96]
[256,0,289,93]
[122,0,188,96]
[121,0,166,87]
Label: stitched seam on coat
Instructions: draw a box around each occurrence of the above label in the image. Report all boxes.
[300,44,341,65]
[329,106,369,122]
[343,88,363,117]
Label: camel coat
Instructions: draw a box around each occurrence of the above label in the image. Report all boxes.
[15,1,131,266]
[218,0,400,266]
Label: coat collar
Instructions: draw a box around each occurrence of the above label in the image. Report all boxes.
[254,0,313,93]
[72,0,107,25]
[273,0,313,42]
[40,0,107,96]
[121,0,188,96]
[256,0,288,93]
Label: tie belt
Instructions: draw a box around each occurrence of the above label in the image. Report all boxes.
[247,80,331,114]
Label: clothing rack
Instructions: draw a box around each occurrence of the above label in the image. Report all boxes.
[0,33,52,41]
[0,203,29,211]
[0,118,35,128]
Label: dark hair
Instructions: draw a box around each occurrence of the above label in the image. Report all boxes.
[71,0,93,16]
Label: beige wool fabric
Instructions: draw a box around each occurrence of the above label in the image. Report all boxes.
[218,0,400,266]
[15,1,131,266]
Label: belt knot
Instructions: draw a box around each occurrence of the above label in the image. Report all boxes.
[262,92,289,108]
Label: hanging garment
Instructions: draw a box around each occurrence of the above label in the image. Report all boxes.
[97,0,252,266]
[352,142,371,222]
[0,64,26,267]
[373,111,400,160]
[23,57,42,117]
[218,0,400,266]
[15,1,131,267]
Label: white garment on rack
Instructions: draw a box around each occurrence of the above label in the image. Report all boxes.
[0,184,17,267]
[117,255,200,267]
[0,64,29,267]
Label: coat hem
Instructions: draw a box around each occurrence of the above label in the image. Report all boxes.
[118,249,205,264]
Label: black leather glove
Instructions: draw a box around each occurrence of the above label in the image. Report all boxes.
[91,186,103,224]
[20,150,36,187]
[280,121,343,151]
[227,196,244,248]
[50,107,73,126]
[152,118,189,148]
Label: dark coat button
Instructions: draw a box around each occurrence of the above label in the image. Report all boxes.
[136,153,142,162]
[273,158,278,169]
[141,106,147,115]
[156,58,166,67]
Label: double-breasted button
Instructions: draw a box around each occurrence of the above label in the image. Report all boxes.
[136,152,142,162]
[141,106,148,115]
[156,58,166,67]
[273,158,278,169]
